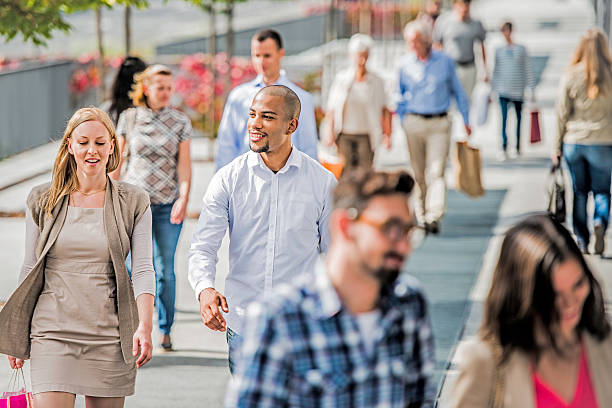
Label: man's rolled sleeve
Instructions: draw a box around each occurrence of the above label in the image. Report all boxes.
[318,175,337,253]
[188,170,231,300]
[225,303,290,407]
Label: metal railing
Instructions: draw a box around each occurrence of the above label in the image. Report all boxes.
[0,61,74,159]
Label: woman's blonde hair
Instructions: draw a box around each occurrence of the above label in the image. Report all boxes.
[570,28,612,99]
[43,107,119,216]
[129,64,172,107]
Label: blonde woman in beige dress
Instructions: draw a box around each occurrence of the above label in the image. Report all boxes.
[0,107,155,408]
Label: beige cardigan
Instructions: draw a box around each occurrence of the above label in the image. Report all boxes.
[0,177,150,364]
[450,332,612,407]
[555,64,612,155]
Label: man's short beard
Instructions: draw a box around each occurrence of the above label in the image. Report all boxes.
[250,141,269,153]
[373,267,401,289]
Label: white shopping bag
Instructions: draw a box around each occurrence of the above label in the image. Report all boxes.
[471,82,491,127]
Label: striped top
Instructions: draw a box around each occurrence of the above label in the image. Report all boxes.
[492,43,535,100]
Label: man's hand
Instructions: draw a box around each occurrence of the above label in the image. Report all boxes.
[199,288,229,332]
[465,125,472,137]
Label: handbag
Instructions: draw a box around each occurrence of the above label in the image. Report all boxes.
[454,141,485,198]
[0,369,33,408]
[547,165,566,222]
[530,109,541,144]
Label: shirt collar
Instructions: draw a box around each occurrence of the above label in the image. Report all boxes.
[139,105,169,117]
[253,69,289,88]
[246,147,302,172]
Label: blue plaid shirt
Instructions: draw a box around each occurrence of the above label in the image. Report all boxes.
[225,259,436,407]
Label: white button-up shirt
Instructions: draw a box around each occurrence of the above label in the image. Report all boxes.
[188,147,337,332]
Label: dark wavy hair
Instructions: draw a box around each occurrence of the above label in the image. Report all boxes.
[481,214,609,361]
[107,56,147,124]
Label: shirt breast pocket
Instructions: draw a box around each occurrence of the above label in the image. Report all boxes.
[284,193,319,233]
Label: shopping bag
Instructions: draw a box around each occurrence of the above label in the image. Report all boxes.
[454,141,485,198]
[0,369,33,408]
[318,148,344,179]
[530,109,541,144]
[471,82,491,127]
[547,165,566,222]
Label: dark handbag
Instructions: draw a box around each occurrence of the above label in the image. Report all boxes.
[547,165,566,222]
[530,110,541,144]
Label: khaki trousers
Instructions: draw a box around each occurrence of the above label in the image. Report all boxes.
[455,63,477,102]
[337,133,374,173]
[402,114,451,224]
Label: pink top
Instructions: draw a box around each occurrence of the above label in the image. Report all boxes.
[533,345,599,408]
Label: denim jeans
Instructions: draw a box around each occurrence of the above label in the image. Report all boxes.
[226,327,241,375]
[563,144,612,246]
[499,96,523,152]
[150,203,183,335]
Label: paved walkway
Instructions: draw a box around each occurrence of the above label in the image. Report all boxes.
[1,0,610,406]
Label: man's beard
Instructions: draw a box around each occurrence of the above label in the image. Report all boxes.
[371,251,404,288]
[250,140,269,153]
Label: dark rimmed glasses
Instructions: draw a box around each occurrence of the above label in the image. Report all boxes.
[348,208,427,249]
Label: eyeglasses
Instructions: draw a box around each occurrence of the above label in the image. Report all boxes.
[350,210,426,249]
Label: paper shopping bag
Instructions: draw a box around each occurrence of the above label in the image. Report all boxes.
[1,369,33,408]
[454,141,485,198]
[530,109,542,144]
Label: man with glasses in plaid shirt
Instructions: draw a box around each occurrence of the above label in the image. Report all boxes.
[226,170,435,407]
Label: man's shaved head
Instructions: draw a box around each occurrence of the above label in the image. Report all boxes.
[254,85,301,120]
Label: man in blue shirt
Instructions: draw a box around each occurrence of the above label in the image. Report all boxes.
[215,29,318,170]
[226,170,434,407]
[397,19,470,234]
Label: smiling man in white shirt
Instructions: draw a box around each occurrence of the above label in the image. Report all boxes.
[188,85,337,372]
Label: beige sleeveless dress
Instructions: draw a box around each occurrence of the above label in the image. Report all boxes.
[29,206,136,397]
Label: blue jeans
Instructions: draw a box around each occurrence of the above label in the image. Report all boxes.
[499,96,523,152]
[563,144,612,246]
[151,203,183,335]
[226,327,241,375]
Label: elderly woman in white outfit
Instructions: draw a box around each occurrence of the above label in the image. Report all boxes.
[325,34,392,173]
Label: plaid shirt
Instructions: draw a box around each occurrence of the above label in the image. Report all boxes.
[225,259,436,408]
[116,106,192,205]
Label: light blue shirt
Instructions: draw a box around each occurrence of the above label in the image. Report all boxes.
[215,72,319,170]
[188,147,337,332]
[396,50,470,125]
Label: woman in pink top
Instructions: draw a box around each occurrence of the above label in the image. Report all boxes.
[450,214,612,407]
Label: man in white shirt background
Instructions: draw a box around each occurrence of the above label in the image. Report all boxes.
[188,85,337,373]
[214,29,319,170]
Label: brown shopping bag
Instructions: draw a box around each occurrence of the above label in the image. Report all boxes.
[454,141,485,198]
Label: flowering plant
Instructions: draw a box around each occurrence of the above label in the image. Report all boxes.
[174,52,257,137]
